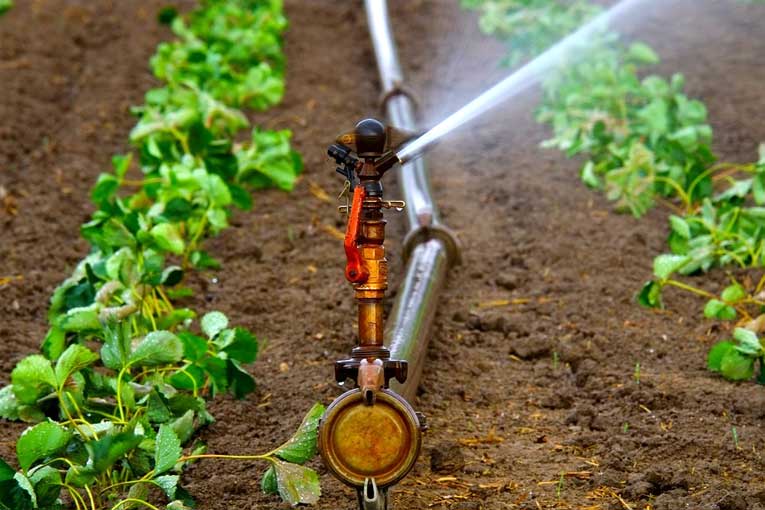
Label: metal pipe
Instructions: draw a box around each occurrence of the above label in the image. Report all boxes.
[364,0,458,401]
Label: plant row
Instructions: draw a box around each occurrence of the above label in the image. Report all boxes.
[462,0,765,384]
[0,1,320,509]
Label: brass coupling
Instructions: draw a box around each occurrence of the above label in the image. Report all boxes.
[318,388,423,489]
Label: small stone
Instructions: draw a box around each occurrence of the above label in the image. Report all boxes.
[452,310,468,323]
[718,493,747,510]
[511,335,553,359]
[430,443,465,473]
[495,272,520,290]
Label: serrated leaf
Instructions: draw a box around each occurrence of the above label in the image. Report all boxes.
[703,299,736,321]
[720,349,755,381]
[668,215,690,239]
[272,459,321,506]
[273,403,324,464]
[154,474,179,498]
[628,42,659,64]
[170,409,196,444]
[223,327,258,364]
[0,385,19,421]
[128,331,184,367]
[201,311,228,339]
[11,355,56,405]
[155,425,182,475]
[17,421,73,471]
[261,465,278,495]
[721,284,747,303]
[88,431,142,474]
[227,360,256,399]
[41,327,66,360]
[28,465,62,507]
[636,280,662,308]
[653,254,689,280]
[150,223,185,255]
[54,344,99,388]
[56,305,101,332]
[733,328,763,356]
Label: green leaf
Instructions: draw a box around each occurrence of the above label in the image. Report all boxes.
[708,341,736,372]
[91,173,120,207]
[28,465,62,507]
[580,161,600,188]
[720,349,755,381]
[753,173,765,205]
[56,305,101,333]
[128,331,184,367]
[17,421,73,471]
[155,474,179,499]
[178,332,208,362]
[261,465,278,495]
[703,299,736,321]
[273,403,324,464]
[201,311,228,339]
[227,360,256,399]
[55,344,99,387]
[652,254,689,280]
[668,215,691,239]
[41,327,66,360]
[151,223,185,255]
[155,425,182,475]
[628,42,660,64]
[222,328,259,364]
[733,328,763,356]
[170,409,196,444]
[190,250,221,270]
[636,280,662,308]
[721,284,747,303]
[64,465,97,488]
[272,459,321,505]
[11,355,56,405]
[0,386,19,420]
[161,265,184,286]
[88,431,142,474]
[0,460,34,510]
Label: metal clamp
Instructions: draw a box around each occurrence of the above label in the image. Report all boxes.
[402,224,461,267]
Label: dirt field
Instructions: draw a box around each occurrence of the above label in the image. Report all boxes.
[2,1,765,509]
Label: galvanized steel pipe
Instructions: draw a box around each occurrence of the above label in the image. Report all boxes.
[364,0,459,402]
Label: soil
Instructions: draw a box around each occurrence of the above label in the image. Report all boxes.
[2,1,765,509]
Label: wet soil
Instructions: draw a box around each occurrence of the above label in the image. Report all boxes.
[2,1,765,509]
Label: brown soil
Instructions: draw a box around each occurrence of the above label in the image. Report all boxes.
[2,1,765,509]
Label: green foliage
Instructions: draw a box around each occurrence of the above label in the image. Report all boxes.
[461,0,601,66]
[0,0,11,16]
[537,32,715,217]
[471,0,765,386]
[708,329,765,382]
[0,0,316,507]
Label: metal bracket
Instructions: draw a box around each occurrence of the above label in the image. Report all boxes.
[402,224,462,267]
[358,478,388,510]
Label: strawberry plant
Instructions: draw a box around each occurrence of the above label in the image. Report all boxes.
[461,0,601,66]
[708,328,765,383]
[0,0,322,507]
[469,0,765,386]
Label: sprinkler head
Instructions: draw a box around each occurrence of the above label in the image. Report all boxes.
[355,118,387,158]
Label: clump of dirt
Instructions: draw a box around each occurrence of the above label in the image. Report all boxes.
[2,1,765,509]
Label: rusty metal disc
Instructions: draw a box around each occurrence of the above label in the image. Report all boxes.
[319,388,421,488]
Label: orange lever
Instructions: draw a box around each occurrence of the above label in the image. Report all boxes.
[344,186,369,284]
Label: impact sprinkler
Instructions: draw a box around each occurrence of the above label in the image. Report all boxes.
[319,119,424,510]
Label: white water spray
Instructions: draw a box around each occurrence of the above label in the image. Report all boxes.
[396,0,648,163]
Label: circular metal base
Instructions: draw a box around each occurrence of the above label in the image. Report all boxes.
[319,388,421,488]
